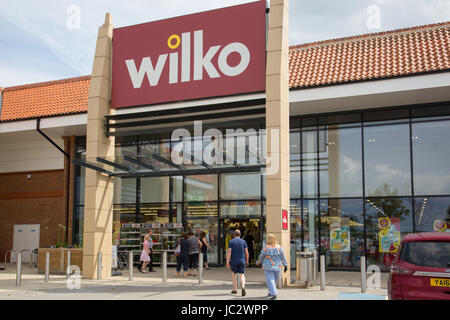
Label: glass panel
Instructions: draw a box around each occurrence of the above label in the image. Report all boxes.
[172,176,183,202]
[400,242,450,268]
[411,104,450,119]
[414,197,450,233]
[185,175,217,202]
[364,124,411,197]
[73,206,84,246]
[185,202,218,217]
[302,130,318,197]
[318,113,362,126]
[412,120,450,195]
[303,200,319,251]
[140,203,170,224]
[290,200,302,268]
[319,127,363,198]
[141,177,169,203]
[220,201,261,219]
[114,178,137,204]
[290,130,301,198]
[140,139,172,170]
[363,108,410,124]
[185,209,219,265]
[113,204,137,223]
[220,173,261,200]
[320,199,365,270]
[365,197,413,271]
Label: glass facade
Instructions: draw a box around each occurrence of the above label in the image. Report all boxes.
[290,103,450,270]
[74,102,450,269]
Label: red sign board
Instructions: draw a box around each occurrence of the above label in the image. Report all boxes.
[282,210,288,230]
[111,1,266,109]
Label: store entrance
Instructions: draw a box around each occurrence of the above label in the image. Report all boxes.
[220,218,261,266]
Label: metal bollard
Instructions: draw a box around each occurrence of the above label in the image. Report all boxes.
[16,252,22,287]
[162,251,167,283]
[276,270,282,289]
[128,251,133,281]
[45,251,50,282]
[198,253,203,285]
[320,255,326,291]
[66,251,71,279]
[97,251,102,280]
[361,256,367,293]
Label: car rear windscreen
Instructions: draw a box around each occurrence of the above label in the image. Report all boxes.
[400,241,450,268]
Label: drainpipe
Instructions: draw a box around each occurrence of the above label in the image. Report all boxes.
[36,119,71,245]
[0,87,4,119]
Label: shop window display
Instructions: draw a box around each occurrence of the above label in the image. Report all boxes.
[365,197,413,271]
[319,199,365,270]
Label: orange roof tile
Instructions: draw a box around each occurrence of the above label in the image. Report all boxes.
[289,21,450,89]
[0,76,90,122]
[1,22,448,121]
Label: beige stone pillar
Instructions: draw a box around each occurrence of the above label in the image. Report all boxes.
[82,13,115,279]
[265,0,290,286]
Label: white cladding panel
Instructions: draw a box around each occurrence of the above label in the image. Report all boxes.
[0,139,64,173]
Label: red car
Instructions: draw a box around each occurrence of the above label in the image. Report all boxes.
[388,232,450,300]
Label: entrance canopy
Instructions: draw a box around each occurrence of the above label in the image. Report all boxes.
[72,148,265,178]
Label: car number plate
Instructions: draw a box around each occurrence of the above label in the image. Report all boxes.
[430,278,450,287]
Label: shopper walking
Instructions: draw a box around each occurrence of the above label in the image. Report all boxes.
[187,231,202,276]
[226,229,249,296]
[139,235,151,273]
[199,231,213,269]
[256,234,288,300]
[176,233,189,278]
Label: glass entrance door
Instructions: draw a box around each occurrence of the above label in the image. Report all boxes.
[220,218,261,266]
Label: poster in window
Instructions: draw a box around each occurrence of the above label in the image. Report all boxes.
[330,217,350,252]
[378,217,401,253]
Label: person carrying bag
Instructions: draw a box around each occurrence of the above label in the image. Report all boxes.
[256,234,288,300]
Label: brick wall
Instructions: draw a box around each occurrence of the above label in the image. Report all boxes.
[0,170,65,262]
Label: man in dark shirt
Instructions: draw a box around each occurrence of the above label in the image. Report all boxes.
[226,229,249,296]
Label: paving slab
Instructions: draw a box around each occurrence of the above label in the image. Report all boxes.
[0,264,388,300]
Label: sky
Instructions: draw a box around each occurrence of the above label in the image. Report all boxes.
[0,0,448,87]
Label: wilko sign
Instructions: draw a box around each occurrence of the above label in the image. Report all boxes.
[111,1,266,109]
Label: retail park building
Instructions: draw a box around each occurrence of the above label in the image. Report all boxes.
[0,1,449,282]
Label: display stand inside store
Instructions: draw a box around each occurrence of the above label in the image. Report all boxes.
[117,222,183,266]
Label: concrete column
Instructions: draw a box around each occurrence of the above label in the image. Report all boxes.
[82,13,115,279]
[265,0,290,286]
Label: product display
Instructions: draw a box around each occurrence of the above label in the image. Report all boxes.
[117,222,183,266]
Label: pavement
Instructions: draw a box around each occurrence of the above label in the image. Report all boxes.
[0,264,388,300]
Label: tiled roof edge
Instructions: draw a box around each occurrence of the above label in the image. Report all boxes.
[3,75,91,92]
[289,21,450,51]
[0,110,88,124]
[289,69,450,90]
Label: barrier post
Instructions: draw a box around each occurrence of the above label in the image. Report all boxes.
[16,252,22,287]
[66,251,71,280]
[320,255,326,291]
[128,251,133,281]
[198,253,203,285]
[361,256,367,293]
[162,251,167,283]
[97,251,102,281]
[45,251,50,282]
